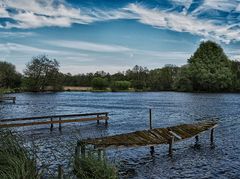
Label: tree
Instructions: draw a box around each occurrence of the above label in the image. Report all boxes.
[0,61,22,88]
[188,41,233,92]
[231,60,240,91]
[91,77,108,90]
[173,65,192,91]
[24,55,61,92]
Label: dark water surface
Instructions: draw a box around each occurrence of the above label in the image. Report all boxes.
[0,92,240,178]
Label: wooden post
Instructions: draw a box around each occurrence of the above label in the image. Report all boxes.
[105,113,108,126]
[50,118,53,130]
[97,149,102,160]
[150,146,154,156]
[149,109,152,130]
[195,135,199,143]
[81,144,86,157]
[75,142,80,158]
[97,114,99,125]
[58,165,64,179]
[168,136,174,156]
[59,117,62,131]
[13,97,16,104]
[210,128,214,144]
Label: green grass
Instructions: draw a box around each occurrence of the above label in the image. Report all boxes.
[0,130,40,179]
[73,149,118,179]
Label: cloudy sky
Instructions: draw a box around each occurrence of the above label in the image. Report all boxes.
[0,0,240,74]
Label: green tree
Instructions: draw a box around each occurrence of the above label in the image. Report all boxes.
[188,41,233,92]
[231,60,240,91]
[24,55,61,92]
[173,65,192,91]
[91,77,108,90]
[0,61,22,88]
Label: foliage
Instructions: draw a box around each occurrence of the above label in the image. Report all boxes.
[111,81,131,91]
[23,55,61,92]
[173,65,193,91]
[73,150,118,179]
[0,61,22,88]
[91,77,109,90]
[0,130,39,179]
[187,41,234,92]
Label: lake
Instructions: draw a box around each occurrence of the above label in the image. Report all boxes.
[0,92,240,178]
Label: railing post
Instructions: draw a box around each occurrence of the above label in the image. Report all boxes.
[210,128,214,144]
[50,118,53,131]
[97,114,99,125]
[59,117,62,131]
[168,136,174,156]
[149,109,152,130]
[105,113,108,126]
[58,165,64,179]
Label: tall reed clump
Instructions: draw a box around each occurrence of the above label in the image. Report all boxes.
[0,130,40,179]
[73,148,118,179]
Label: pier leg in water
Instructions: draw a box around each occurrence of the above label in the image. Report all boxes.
[58,165,64,179]
[210,128,215,148]
[168,136,174,157]
[50,118,53,131]
[194,135,200,148]
[150,146,155,156]
[59,117,62,131]
[105,113,108,126]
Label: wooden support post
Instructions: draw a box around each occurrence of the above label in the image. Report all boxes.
[150,146,155,156]
[97,149,102,160]
[13,97,16,104]
[195,135,199,143]
[105,113,108,126]
[75,142,80,158]
[97,114,99,125]
[210,128,214,144]
[58,165,64,179]
[168,136,174,156]
[59,117,62,131]
[50,118,53,130]
[81,144,86,157]
[149,109,152,130]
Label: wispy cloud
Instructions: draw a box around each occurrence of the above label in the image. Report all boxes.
[47,40,132,53]
[0,0,240,44]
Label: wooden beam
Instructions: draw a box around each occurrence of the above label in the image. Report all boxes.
[0,116,109,128]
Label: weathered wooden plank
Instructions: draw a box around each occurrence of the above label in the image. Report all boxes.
[0,112,109,122]
[0,116,109,128]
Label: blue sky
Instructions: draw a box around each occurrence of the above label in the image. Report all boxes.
[0,0,240,74]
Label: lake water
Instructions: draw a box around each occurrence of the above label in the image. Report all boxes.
[0,92,240,178]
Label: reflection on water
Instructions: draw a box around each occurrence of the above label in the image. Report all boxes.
[0,92,240,178]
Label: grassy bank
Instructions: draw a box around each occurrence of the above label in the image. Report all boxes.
[73,149,118,179]
[0,130,40,179]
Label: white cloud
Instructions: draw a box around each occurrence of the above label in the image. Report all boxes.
[0,0,240,44]
[47,40,132,53]
[0,31,36,37]
[125,3,240,44]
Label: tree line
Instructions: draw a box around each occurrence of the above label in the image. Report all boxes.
[0,41,240,92]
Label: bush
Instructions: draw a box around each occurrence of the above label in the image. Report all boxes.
[0,130,39,179]
[111,81,131,91]
[91,77,108,90]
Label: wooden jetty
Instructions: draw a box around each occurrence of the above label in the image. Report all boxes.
[0,112,109,130]
[0,96,16,103]
[78,120,217,156]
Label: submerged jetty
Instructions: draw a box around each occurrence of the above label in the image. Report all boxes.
[0,96,16,103]
[79,120,217,155]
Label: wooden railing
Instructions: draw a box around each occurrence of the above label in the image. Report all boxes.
[0,112,109,130]
[0,96,16,103]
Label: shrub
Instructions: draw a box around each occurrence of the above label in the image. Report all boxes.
[111,81,131,91]
[91,77,108,90]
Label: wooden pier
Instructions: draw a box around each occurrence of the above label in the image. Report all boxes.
[78,120,217,156]
[0,96,16,103]
[0,112,109,130]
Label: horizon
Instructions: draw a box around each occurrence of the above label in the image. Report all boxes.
[1,0,240,74]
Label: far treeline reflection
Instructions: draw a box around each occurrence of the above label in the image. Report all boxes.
[0,41,240,93]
